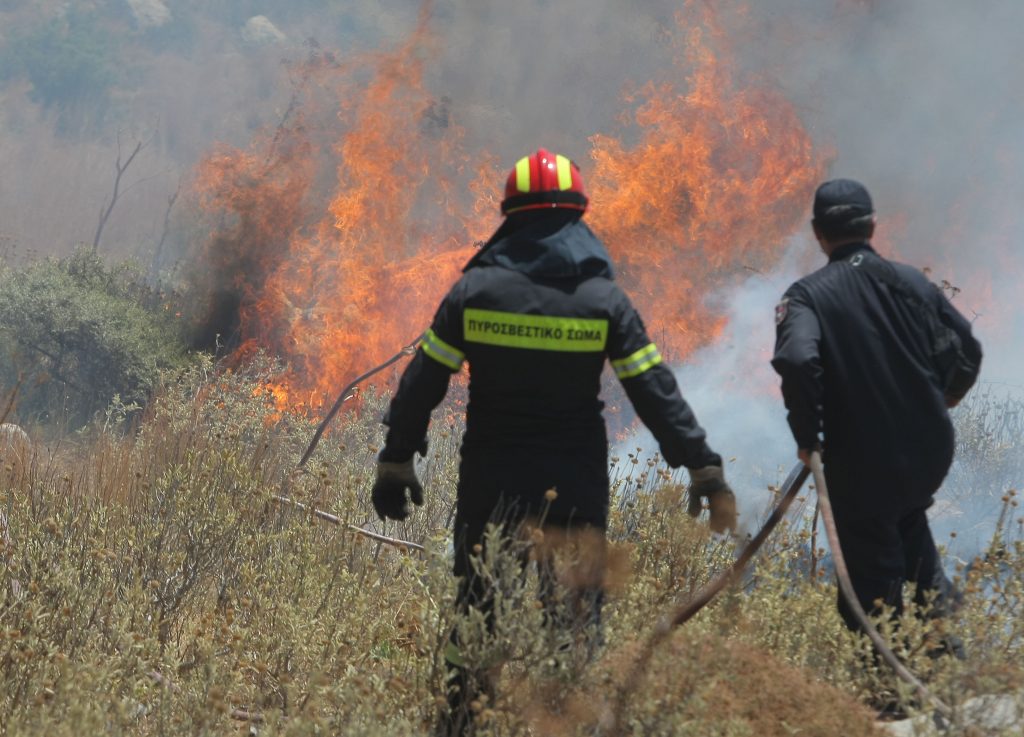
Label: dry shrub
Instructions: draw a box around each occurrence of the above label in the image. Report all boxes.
[0,366,1020,735]
[526,633,881,737]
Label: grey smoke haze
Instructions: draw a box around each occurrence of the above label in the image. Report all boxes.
[591,1,1024,555]
[625,238,1016,560]
[737,0,1024,384]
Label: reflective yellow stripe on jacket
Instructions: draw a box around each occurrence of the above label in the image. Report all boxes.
[611,343,662,379]
[463,308,608,352]
[421,329,465,371]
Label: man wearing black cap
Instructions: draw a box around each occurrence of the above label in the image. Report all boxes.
[771,179,982,642]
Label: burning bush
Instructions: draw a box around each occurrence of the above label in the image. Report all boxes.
[184,3,822,412]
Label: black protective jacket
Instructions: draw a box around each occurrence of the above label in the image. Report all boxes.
[772,242,982,500]
[381,211,720,521]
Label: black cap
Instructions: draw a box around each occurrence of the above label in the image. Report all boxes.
[813,179,874,224]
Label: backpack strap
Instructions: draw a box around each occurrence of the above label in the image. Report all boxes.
[847,251,966,392]
[847,252,931,312]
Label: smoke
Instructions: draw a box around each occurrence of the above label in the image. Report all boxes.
[425,0,682,161]
[610,0,1024,556]
[668,242,806,488]
[734,0,1024,384]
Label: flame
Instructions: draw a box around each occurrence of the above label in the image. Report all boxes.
[589,10,822,360]
[189,5,823,411]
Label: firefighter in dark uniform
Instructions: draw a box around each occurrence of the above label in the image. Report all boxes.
[370,149,735,735]
[772,179,982,640]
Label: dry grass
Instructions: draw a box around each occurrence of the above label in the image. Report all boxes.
[0,361,1020,736]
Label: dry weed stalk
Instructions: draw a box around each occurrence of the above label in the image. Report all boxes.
[271,495,424,552]
[298,336,421,467]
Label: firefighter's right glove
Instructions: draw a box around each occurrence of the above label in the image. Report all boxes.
[371,459,424,521]
[687,465,737,534]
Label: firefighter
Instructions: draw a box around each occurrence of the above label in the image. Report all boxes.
[371,149,734,735]
[771,178,982,644]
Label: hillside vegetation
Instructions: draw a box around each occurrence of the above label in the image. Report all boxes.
[0,0,408,259]
[1,356,1021,736]
[0,4,1021,734]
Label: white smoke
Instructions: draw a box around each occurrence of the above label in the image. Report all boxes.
[668,240,808,521]
[620,235,1016,560]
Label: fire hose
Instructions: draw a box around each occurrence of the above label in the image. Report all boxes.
[275,335,423,551]
[607,453,952,734]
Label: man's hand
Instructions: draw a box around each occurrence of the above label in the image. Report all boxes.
[371,458,424,521]
[798,444,823,467]
[687,465,738,533]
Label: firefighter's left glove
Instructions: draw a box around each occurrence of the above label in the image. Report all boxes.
[687,465,737,534]
[372,459,424,521]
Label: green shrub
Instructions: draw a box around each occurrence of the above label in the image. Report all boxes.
[0,249,190,427]
[0,10,119,131]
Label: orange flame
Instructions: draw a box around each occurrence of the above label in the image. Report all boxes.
[190,6,823,411]
[590,11,822,360]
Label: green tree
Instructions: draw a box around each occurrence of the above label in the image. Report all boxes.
[0,249,190,426]
[0,10,119,131]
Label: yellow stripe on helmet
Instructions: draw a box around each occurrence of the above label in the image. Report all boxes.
[555,155,573,191]
[515,156,532,193]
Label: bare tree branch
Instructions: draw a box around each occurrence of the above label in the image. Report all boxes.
[119,167,174,200]
[92,129,156,253]
[150,180,181,279]
[271,495,424,552]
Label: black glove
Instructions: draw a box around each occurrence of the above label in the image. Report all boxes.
[687,465,738,533]
[371,458,424,521]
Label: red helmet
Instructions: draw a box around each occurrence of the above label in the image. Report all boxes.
[500,148,588,216]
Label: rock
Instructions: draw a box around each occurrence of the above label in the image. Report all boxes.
[126,0,171,29]
[1,422,31,478]
[960,692,1022,731]
[241,16,287,46]
[877,718,919,737]
[877,692,1023,735]
[0,423,30,459]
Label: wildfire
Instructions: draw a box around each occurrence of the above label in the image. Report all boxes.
[189,4,823,411]
[590,10,821,360]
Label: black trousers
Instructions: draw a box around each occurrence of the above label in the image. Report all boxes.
[824,459,960,636]
[439,451,608,737]
[832,505,959,632]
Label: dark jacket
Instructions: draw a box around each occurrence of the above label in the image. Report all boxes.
[381,211,720,520]
[772,242,982,499]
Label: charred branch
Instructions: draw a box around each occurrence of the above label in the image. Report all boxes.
[92,131,153,253]
[150,181,180,279]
